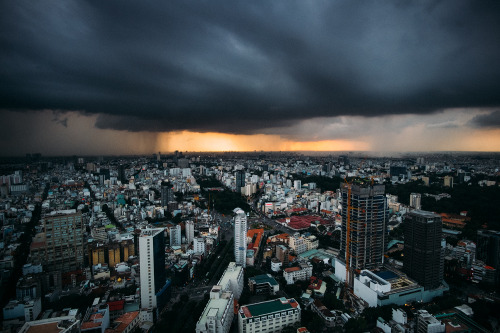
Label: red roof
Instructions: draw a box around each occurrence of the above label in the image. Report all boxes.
[105,311,139,333]
[81,321,102,329]
[284,267,300,273]
[107,300,125,312]
[277,215,332,230]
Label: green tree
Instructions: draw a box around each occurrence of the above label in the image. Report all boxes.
[344,317,367,333]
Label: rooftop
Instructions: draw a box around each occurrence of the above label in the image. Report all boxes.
[240,298,299,318]
[249,274,278,286]
[197,297,232,328]
[105,311,139,333]
[284,267,300,273]
[217,262,243,289]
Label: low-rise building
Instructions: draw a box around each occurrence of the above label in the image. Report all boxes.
[196,286,234,333]
[248,274,279,295]
[271,258,282,272]
[307,277,327,297]
[19,316,80,333]
[338,263,448,307]
[238,298,301,333]
[105,311,140,333]
[283,262,313,285]
[416,310,445,333]
[311,299,339,328]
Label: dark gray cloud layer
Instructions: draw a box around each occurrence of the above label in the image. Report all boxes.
[1,1,500,134]
[469,110,500,128]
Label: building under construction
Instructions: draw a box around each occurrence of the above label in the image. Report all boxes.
[340,182,388,286]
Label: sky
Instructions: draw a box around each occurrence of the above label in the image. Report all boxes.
[1,1,500,155]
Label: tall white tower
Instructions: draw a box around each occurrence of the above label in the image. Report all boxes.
[234,208,247,268]
[185,221,194,245]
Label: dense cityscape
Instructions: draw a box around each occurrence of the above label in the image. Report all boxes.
[0,151,499,332]
[2,1,500,332]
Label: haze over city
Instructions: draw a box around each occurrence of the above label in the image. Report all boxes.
[1,1,500,155]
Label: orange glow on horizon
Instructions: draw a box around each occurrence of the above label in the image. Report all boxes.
[158,131,367,152]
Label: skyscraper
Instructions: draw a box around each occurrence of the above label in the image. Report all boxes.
[185,221,194,245]
[161,181,174,208]
[169,225,181,247]
[476,229,500,285]
[235,170,245,190]
[139,228,169,322]
[340,183,388,285]
[403,210,444,290]
[234,208,247,268]
[118,164,126,183]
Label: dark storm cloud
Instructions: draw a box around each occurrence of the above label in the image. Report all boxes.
[469,110,500,128]
[1,1,500,134]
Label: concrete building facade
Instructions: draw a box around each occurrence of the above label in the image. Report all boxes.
[340,183,388,286]
[404,210,444,290]
[238,298,301,333]
[234,208,247,268]
[139,228,169,322]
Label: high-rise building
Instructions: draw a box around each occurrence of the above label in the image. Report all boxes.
[169,225,182,247]
[234,208,247,268]
[29,210,84,272]
[235,170,245,190]
[194,237,206,255]
[118,164,126,183]
[338,155,349,166]
[390,165,407,178]
[443,175,454,188]
[403,210,444,290]
[409,193,422,210]
[161,181,174,208]
[476,229,500,285]
[139,228,170,322]
[340,183,388,285]
[185,221,194,245]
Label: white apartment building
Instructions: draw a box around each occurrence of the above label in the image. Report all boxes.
[416,310,445,333]
[283,262,313,285]
[234,208,247,268]
[169,224,181,247]
[217,262,244,300]
[238,298,301,333]
[194,237,206,255]
[196,286,234,333]
[186,221,194,245]
[289,234,307,255]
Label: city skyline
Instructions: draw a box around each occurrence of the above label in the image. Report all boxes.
[1,1,500,155]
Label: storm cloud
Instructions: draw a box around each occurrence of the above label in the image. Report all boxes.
[469,110,500,128]
[1,1,500,134]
